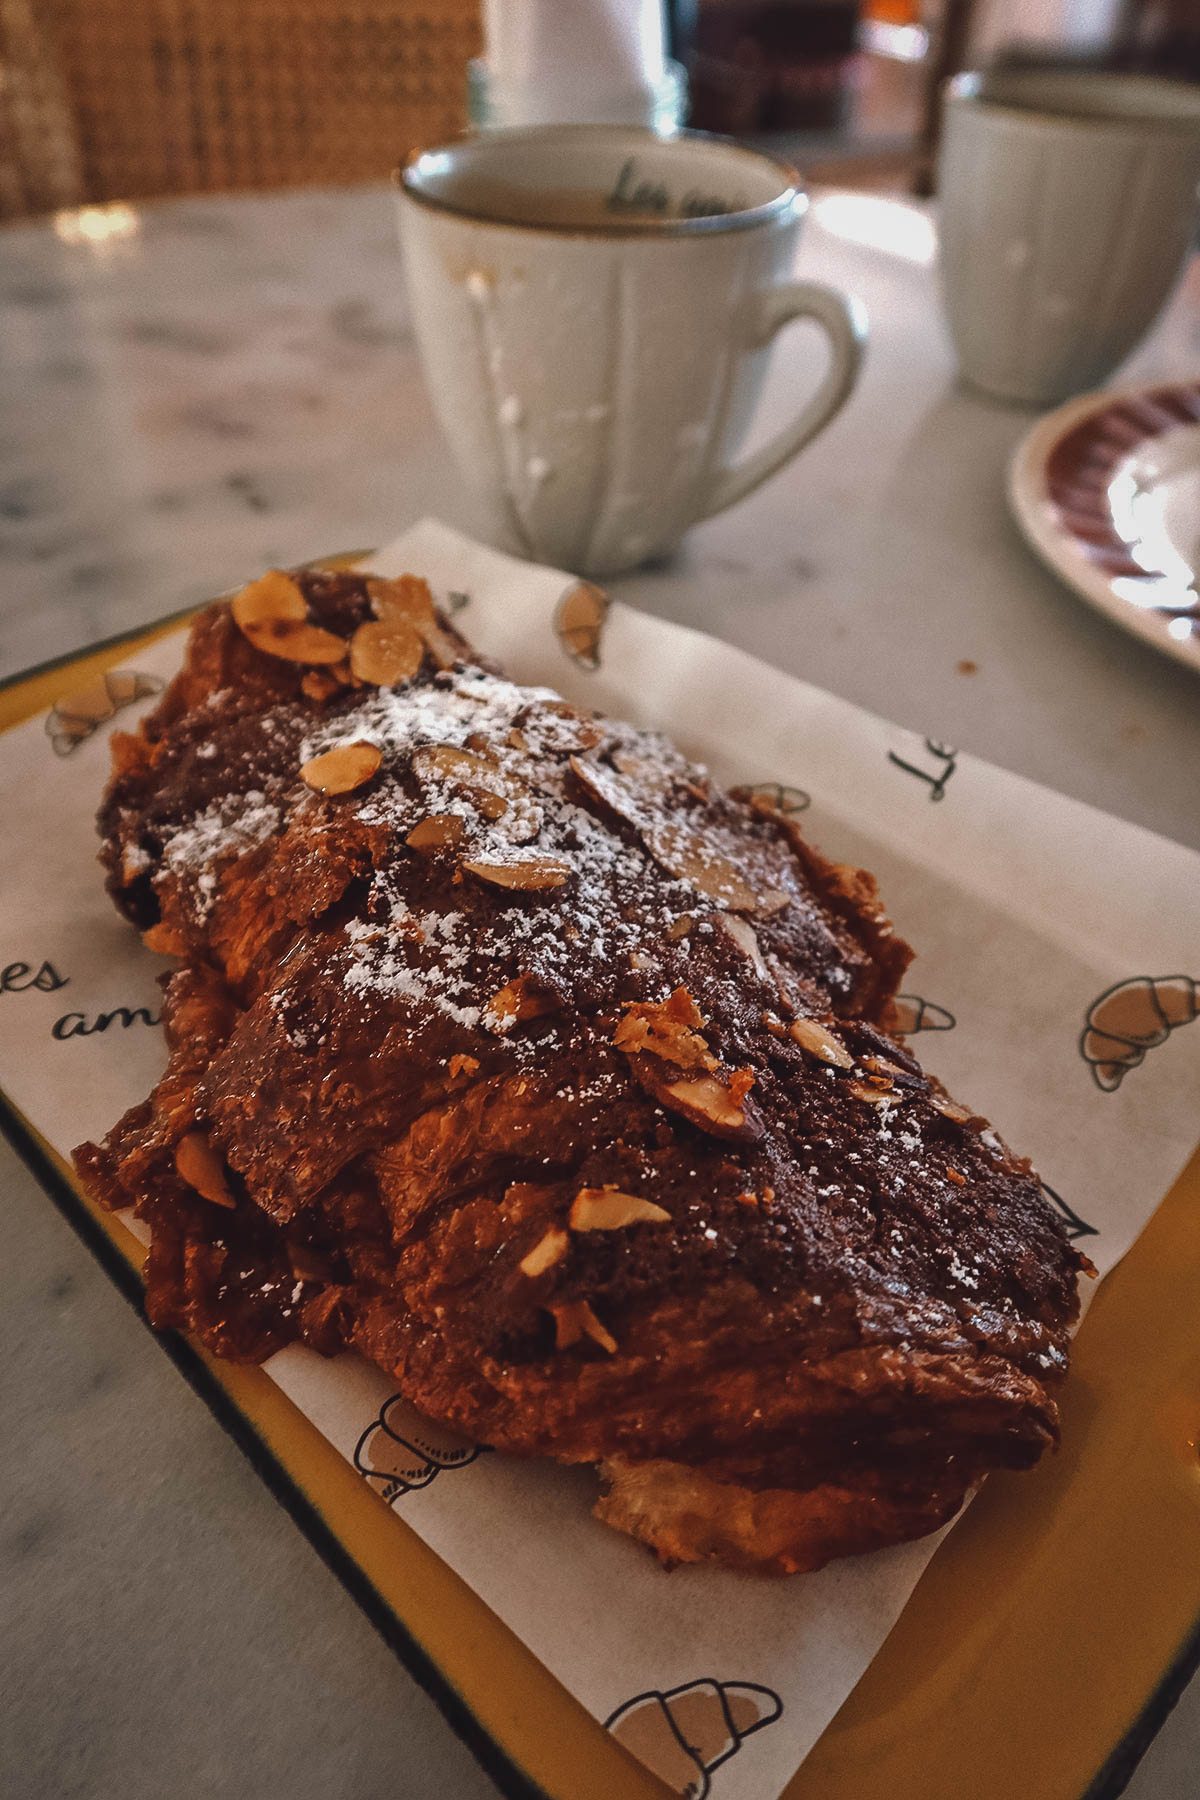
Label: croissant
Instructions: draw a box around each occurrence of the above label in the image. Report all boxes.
[75,568,1086,1575]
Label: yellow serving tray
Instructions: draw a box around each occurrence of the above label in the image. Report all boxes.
[3,604,1199,1800]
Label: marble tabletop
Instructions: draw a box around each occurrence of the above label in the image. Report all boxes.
[2,181,1198,1800]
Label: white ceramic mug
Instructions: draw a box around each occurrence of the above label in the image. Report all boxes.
[939,70,1200,407]
[396,126,866,576]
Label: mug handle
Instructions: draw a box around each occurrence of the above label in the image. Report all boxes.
[696,281,867,523]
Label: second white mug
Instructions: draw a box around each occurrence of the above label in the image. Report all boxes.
[938,70,1200,407]
[396,127,866,577]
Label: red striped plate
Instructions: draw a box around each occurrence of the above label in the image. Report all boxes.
[1009,378,1200,675]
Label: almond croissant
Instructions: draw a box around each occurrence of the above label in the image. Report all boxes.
[75,568,1085,1574]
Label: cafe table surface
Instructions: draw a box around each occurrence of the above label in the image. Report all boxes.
[1,181,1197,1800]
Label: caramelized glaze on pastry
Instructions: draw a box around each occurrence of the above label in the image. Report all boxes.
[74,568,1086,1574]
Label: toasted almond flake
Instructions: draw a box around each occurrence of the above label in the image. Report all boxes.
[366,573,437,628]
[756,889,791,918]
[174,1132,235,1207]
[300,740,382,795]
[737,782,810,820]
[728,1067,755,1105]
[463,858,570,891]
[231,569,307,630]
[946,1166,967,1186]
[736,1191,758,1207]
[569,1188,672,1230]
[507,727,529,752]
[413,743,499,782]
[520,1229,569,1277]
[788,1016,854,1069]
[762,1012,786,1038]
[301,667,343,703]
[448,1053,479,1078]
[550,1299,618,1354]
[405,814,466,852]
[485,974,557,1027]
[614,991,716,1072]
[719,912,769,979]
[667,915,694,941]
[350,616,424,686]
[846,1079,897,1105]
[664,1075,748,1133]
[241,616,347,665]
[861,1054,911,1080]
[652,825,761,912]
[419,619,462,670]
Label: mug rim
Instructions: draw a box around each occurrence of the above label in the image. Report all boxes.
[946,68,1200,135]
[395,125,806,238]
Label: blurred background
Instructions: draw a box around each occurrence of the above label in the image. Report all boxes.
[1,0,1196,220]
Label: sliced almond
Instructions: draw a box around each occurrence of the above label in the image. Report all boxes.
[448,1052,479,1078]
[756,889,791,918]
[728,1068,756,1105]
[846,1079,898,1106]
[412,744,521,824]
[945,1166,967,1186]
[420,620,462,670]
[241,617,347,665]
[735,782,811,820]
[350,616,424,686]
[719,913,769,980]
[550,1299,618,1354]
[463,858,570,891]
[762,1012,786,1038]
[301,668,343,703]
[628,951,652,972]
[406,814,466,852]
[366,573,437,628]
[569,1188,672,1231]
[614,989,715,1072]
[174,1132,235,1207]
[663,1075,750,1135]
[667,915,694,941]
[485,974,557,1029]
[413,744,499,783]
[520,1228,569,1278]
[232,569,307,630]
[788,1016,854,1069]
[300,741,381,795]
[861,1054,911,1081]
[652,824,761,913]
[366,576,460,668]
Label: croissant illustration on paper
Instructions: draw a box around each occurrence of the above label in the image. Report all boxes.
[554,580,609,669]
[886,994,956,1035]
[1081,975,1198,1091]
[731,782,811,818]
[46,669,163,756]
[607,1678,782,1798]
[354,1393,483,1501]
